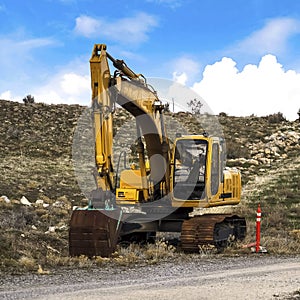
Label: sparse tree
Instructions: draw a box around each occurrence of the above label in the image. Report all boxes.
[164,102,170,112]
[187,98,203,115]
[23,94,35,105]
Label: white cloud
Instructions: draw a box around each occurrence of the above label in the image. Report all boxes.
[0,36,56,52]
[234,17,300,55]
[74,15,100,37]
[19,37,57,50]
[74,13,158,44]
[0,29,90,105]
[60,72,90,96]
[192,54,300,120]
[4,53,299,121]
[0,36,57,70]
[0,55,91,105]
[118,50,145,61]
[33,71,90,105]
[173,72,188,85]
[0,35,59,97]
[171,56,201,85]
[0,90,13,100]
[0,68,91,105]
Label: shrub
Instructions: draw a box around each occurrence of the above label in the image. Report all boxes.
[23,94,35,105]
[19,256,36,271]
[187,98,203,115]
[226,140,250,159]
[266,112,286,124]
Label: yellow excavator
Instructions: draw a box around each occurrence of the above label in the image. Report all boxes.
[69,44,246,257]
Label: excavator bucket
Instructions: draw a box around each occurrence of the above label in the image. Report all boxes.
[69,208,122,257]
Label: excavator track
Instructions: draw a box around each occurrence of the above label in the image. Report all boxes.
[180,214,246,252]
[69,209,122,257]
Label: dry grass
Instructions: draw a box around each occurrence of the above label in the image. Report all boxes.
[113,240,176,266]
[18,256,36,271]
[0,238,178,273]
[261,234,300,254]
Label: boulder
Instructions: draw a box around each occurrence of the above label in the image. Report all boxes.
[0,195,10,203]
[20,196,32,206]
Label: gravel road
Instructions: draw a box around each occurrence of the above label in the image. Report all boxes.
[0,255,299,300]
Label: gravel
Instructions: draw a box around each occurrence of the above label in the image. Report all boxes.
[0,255,299,300]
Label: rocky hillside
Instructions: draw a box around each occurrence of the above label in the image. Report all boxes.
[1,99,299,200]
[0,99,299,272]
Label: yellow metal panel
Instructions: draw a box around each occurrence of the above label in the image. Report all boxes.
[119,169,145,189]
[116,188,139,202]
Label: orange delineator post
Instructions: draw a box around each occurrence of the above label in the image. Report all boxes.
[256,203,261,253]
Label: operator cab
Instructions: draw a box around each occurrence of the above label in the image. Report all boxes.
[173,138,208,200]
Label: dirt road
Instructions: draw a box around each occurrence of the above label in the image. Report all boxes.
[1,256,299,300]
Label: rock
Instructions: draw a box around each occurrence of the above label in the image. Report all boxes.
[274,140,285,149]
[45,226,56,234]
[287,130,299,139]
[31,225,37,230]
[254,153,264,159]
[53,200,63,207]
[46,245,60,253]
[258,157,270,165]
[270,146,280,153]
[274,152,280,157]
[264,148,271,155]
[248,159,259,166]
[20,196,32,206]
[57,224,67,231]
[0,195,10,203]
[237,158,247,164]
[35,199,44,205]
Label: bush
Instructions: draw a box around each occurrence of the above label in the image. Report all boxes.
[226,140,250,159]
[187,98,203,115]
[266,112,286,124]
[23,95,35,105]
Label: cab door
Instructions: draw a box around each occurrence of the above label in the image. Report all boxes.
[210,142,220,197]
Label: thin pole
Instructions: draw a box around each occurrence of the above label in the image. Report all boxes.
[256,203,261,253]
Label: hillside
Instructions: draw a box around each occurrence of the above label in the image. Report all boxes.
[0,99,299,273]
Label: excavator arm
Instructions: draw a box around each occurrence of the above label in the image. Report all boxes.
[90,44,170,204]
[90,44,114,194]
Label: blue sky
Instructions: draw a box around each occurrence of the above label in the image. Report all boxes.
[1,0,300,119]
